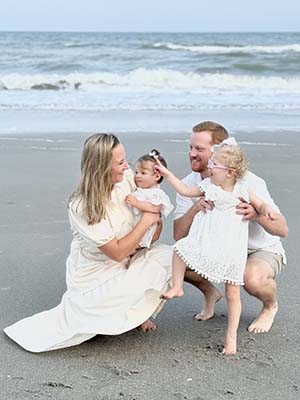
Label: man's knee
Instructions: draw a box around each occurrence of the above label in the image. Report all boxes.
[244,258,275,293]
[244,271,261,294]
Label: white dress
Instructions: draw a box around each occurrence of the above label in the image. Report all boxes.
[174,178,249,285]
[4,171,172,353]
[131,187,174,248]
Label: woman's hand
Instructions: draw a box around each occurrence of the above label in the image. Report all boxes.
[140,211,162,227]
[100,211,162,263]
[151,219,163,243]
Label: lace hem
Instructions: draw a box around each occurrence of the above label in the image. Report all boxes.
[174,247,244,286]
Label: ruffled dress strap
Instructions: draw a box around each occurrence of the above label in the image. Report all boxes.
[197,178,222,202]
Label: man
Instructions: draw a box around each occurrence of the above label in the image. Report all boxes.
[174,121,288,334]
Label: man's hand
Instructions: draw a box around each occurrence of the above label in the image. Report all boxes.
[236,197,257,220]
[194,198,214,213]
[125,194,138,208]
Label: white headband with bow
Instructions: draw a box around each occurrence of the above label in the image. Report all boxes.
[148,150,159,158]
[212,137,238,152]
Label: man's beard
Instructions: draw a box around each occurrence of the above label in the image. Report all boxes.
[190,159,207,173]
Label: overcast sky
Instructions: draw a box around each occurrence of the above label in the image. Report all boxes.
[1,0,299,32]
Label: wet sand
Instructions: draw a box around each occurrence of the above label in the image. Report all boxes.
[1,130,299,400]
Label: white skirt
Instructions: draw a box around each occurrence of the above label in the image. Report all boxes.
[4,243,172,353]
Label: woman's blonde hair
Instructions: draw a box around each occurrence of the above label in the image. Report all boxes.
[70,133,120,225]
[214,144,248,180]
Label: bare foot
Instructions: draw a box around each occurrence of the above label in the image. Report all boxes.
[247,303,278,334]
[139,319,157,332]
[194,287,222,321]
[160,287,184,300]
[222,334,237,355]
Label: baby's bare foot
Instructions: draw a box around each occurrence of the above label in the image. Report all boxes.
[139,319,157,332]
[248,303,278,334]
[194,287,222,321]
[222,334,237,355]
[160,287,184,300]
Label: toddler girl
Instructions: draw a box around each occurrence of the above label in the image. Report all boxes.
[155,139,276,355]
[125,149,173,248]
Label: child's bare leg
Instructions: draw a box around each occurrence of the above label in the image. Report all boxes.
[223,283,241,355]
[161,252,186,299]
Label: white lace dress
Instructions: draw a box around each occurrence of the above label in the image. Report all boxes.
[174,178,249,285]
[131,187,174,248]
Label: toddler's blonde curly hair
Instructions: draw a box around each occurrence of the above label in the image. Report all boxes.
[214,144,248,180]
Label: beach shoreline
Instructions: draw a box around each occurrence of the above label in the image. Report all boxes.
[1,128,299,399]
[2,108,300,136]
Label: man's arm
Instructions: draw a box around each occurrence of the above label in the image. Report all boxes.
[174,199,213,240]
[236,199,288,237]
[255,212,288,237]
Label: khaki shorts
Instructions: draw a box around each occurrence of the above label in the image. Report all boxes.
[248,250,284,278]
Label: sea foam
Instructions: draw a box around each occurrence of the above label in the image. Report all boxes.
[152,42,300,54]
[1,69,300,94]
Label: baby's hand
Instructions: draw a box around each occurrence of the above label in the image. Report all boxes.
[154,158,170,177]
[259,203,278,221]
[125,194,138,208]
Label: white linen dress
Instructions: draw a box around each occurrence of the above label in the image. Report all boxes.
[131,187,174,248]
[4,171,172,352]
[174,178,249,285]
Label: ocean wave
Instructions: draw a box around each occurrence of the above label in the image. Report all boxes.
[152,42,300,54]
[1,69,300,94]
[63,42,104,48]
[239,141,292,147]
[35,62,85,73]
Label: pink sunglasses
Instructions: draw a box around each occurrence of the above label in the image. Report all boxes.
[208,158,229,170]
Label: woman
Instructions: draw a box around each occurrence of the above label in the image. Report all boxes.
[4,133,172,352]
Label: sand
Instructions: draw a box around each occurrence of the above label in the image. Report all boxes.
[0,129,299,400]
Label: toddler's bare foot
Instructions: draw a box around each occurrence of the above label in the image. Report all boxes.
[222,334,237,355]
[160,287,184,300]
[139,319,157,332]
[248,303,278,334]
[194,287,222,321]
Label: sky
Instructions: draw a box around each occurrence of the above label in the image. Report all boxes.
[1,0,300,32]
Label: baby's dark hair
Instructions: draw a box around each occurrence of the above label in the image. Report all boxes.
[137,149,167,184]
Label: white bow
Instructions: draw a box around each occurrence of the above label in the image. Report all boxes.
[222,137,237,146]
[148,150,158,158]
[212,137,238,152]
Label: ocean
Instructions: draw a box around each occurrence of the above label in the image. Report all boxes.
[1,31,300,134]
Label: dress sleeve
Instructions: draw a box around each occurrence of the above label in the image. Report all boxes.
[198,178,221,202]
[197,178,211,194]
[69,201,115,247]
[151,189,174,217]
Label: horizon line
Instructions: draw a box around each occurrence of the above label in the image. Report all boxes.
[1,30,300,34]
